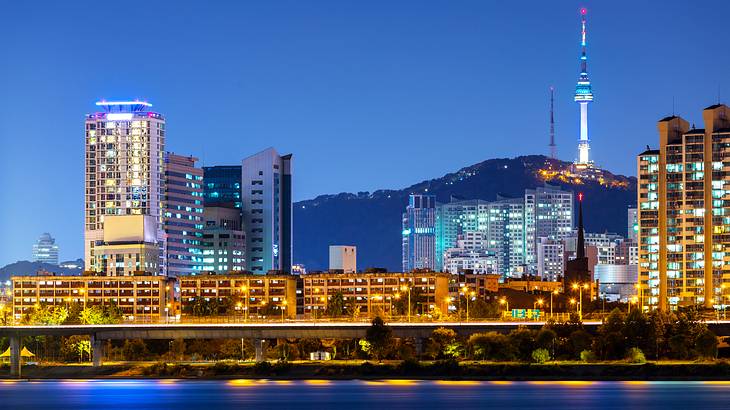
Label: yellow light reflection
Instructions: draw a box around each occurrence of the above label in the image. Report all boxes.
[434,381,480,386]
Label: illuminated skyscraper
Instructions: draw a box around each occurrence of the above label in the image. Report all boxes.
[402,194,436,272]
[241,148,293,273]
[84,101,165,274]
[574,8,594,168]
[638,104,730,311]
[203,165,242,209]
[163,153,204,276]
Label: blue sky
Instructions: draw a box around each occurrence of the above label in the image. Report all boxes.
[1,0,728,264]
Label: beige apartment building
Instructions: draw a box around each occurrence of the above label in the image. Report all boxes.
[12,272,174,321]
[301,271,450,317]
[638,104,730,310]
[179,273,296,319]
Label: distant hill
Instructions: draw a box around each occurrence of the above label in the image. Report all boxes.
[293,155,636,272]
[0,259,83,282]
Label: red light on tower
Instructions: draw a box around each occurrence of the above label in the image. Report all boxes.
[578,193,584,202]
[580,8,587,15]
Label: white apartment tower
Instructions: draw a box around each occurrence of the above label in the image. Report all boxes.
[84,101,165,274]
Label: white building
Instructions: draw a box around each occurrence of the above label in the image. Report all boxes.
[241,148,293,273]
[84,101,165,274]
[537,237,564,281]
[524,184,574,271]
[329,245,356,273]
[201,206,245,273]
[627,207,638,243]
[443,232,496,275]
[595,264,638,302]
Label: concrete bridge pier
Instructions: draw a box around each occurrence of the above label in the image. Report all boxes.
[9,336,20,377]
[254,338,268,362]
[91,335,103,367]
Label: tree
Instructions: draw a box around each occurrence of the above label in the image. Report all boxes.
[531,348,550,363]
[61,335,90,362]
[169,338,186,361]
[467,332,516,361]
[121,339,149,361]
[468,298,500,319]
[427,327,458,359]
[79,305,123,325]
[508,328,537,361]
[593,308,626,360]
[569,330,593,359]
[365,316,393,360]
[325,291,346,317]
[695,330,718,360]
[29,305,69,325]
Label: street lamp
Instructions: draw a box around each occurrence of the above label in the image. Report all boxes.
[535,298,544,320]
[443,296,453,317]
[571,283,589,321]
[281,300,288,323]
[400,284,412,322]
[499,298,509,319]
[79,288,87,310]
[570,298,577,315]
[461,286,475,322]
[240,285,249,322]
[550,290,559,319]
[635,283,643,312]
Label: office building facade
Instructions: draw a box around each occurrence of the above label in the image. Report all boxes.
[524,184,574,269]
[32,233,59,265]
[201,206,246,273]
[435,199,489,271]
[241,148,293,273]
[638,105,730,310]
[402,194,437,272]
[203,165,242,209]
[163,153,204,276]
[84,101,165,274]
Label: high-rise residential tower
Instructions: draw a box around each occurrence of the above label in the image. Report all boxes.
[84,101,165,273]
[241,148,293,273]
[524,184,574,269]
[638,104,730,311]
[435,198,490,271]
[486,196,526,278]
[163,153,204,276]
[574,8,594,168]
[32,233,59,265]
[402,194,436,272]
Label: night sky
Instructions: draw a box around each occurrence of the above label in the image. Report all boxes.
[1,0,728,265]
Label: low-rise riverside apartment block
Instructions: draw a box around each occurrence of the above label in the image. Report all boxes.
[638,104,730,311]
[301,271,450,317]
[179,272,296,319]
[12,271,175,321]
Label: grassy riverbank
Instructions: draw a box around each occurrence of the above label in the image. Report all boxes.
[2,360,730,381]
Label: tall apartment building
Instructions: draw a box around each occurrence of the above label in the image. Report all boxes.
[92,215,161,276]
[402,194,436,272]
[487,196,526,278]
[524,184,574,269]
[442,231,496,275]
[84,101,165,274]
[638,104,730,310]
[435,199,489,271]
[163,153,204,276]
[201,206,246,273]
[32,233,59,265]
[241,148,293,273]
[203,165,242,209]
[537,237,564,281]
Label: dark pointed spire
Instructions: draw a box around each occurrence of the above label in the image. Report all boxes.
[577,192,585,259]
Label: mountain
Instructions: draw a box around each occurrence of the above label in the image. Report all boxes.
[293,155,636,272]
[0,259,83,283]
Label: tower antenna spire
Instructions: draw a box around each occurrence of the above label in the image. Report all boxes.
[549,86,556,159]
[574,7,594,170]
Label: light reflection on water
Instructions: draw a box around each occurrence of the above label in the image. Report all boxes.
[0,379,728,410]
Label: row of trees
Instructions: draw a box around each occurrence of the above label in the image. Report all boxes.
[22,303,123,326]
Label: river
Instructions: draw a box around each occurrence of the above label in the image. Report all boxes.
[1,379,728,409]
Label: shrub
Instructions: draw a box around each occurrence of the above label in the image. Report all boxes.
[252,361,272,375]
[695,330,718,360]
[531,348,550,364]
[580,350,597,363]
[626,347,646,364]
[467,332,516,361]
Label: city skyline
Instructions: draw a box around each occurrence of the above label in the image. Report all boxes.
[2,1,730,265]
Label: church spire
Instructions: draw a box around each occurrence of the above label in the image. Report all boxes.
[576,192,585,259]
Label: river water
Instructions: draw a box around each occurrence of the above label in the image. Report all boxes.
[1,379,728,409]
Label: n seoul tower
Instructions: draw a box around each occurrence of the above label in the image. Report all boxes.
[574,8,594,169]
